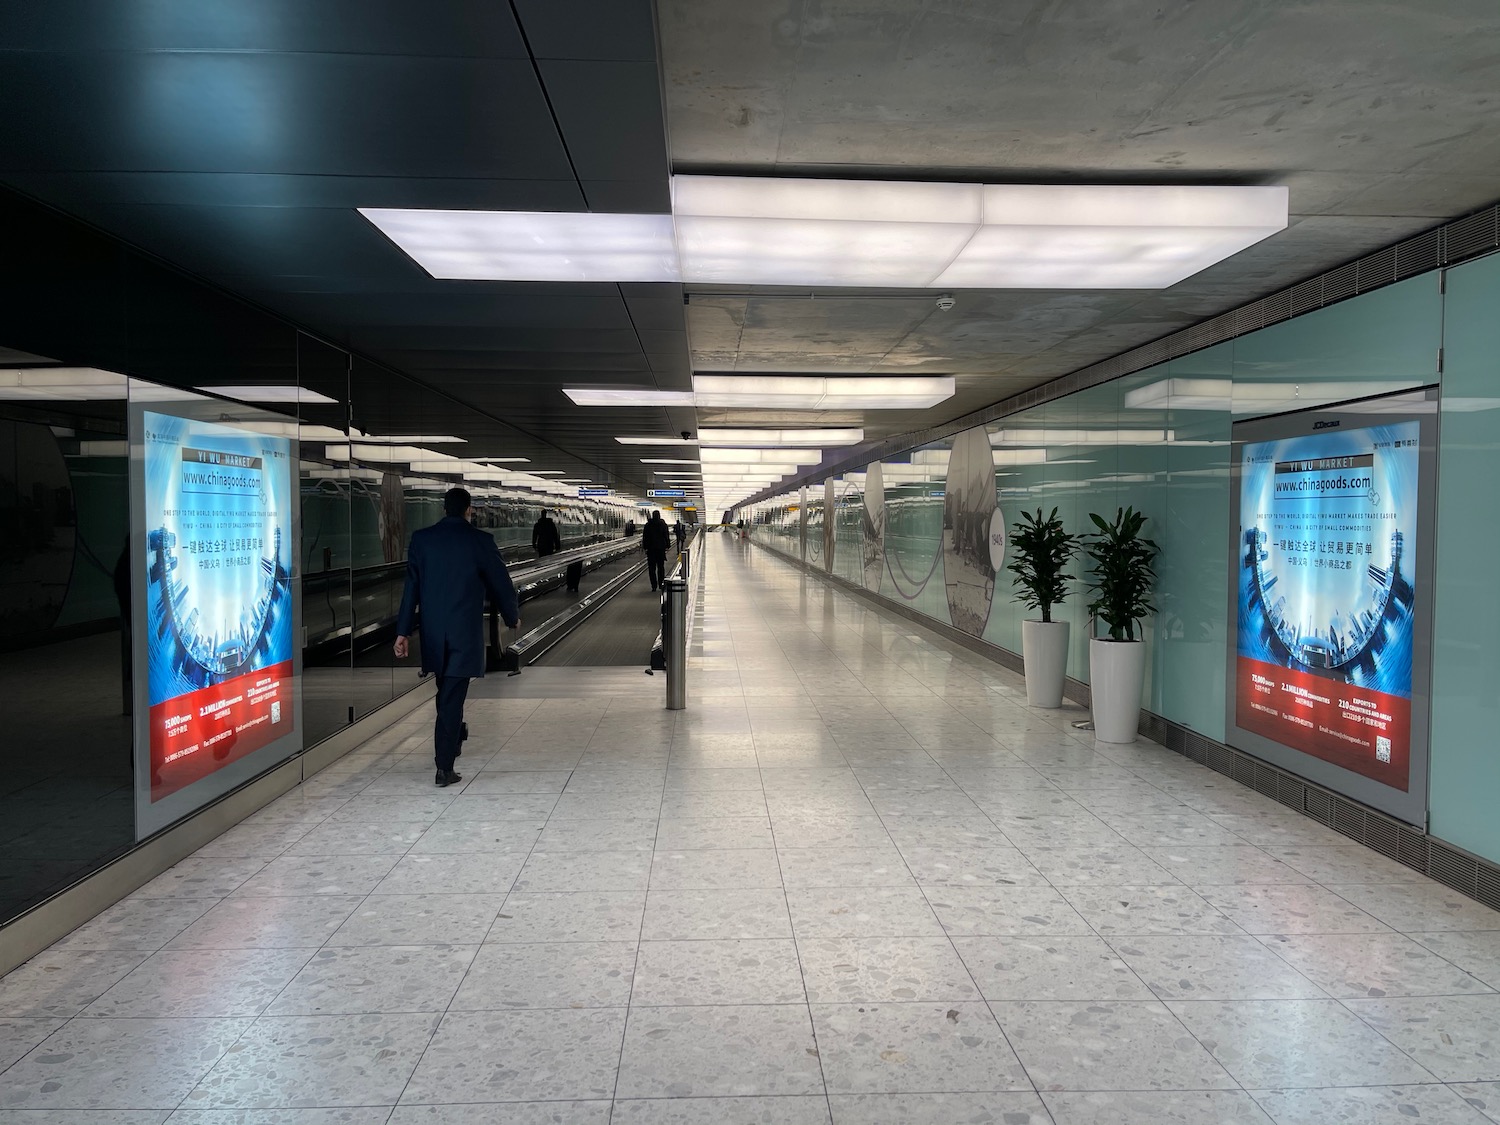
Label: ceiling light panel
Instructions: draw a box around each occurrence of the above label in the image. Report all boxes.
[616,436,697,445]
[699,448,822,465]
[360,209,680,282]
[565,389,696,407]
[197,385,339,404]
[366,180,1284,289]
[698,428,863,446]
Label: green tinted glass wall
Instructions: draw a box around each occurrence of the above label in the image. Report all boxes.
[1428,253,1500,855]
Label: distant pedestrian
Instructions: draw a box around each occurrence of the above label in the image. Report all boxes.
[532,508,561,557]
[395,488,519,787]
[673,520,687,551]
[642,509,672,591]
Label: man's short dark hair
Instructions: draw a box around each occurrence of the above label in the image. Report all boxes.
[444,487,472,517]
[651,509,661,519]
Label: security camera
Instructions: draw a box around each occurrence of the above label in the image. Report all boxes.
[935,296,956,312]
[681,430,693,440]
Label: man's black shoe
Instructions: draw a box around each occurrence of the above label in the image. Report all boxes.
[435,769,462,787]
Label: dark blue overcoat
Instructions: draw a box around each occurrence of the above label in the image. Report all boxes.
[396,516,519,678]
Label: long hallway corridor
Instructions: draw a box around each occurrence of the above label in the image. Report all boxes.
[3,534,1500,1123]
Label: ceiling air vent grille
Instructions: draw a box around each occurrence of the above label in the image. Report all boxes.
[1357,247,1398,292]
[1444,207,1500,262]
[1322,262,1358,304]
[1397,229,1442,279]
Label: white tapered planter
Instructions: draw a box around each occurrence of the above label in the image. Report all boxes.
[1089,637,1146,743]
[1021,620,1070,709]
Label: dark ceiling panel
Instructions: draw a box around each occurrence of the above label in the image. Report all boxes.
[539,60,672,188]
[0,54,572,181]
[0,1,530,57]
[513,0,659,62]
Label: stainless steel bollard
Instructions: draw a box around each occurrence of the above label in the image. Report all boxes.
[664,576,688,710]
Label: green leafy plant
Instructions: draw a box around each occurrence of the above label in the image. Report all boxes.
[1085,506,1160,641]
[1006,507,1084,624]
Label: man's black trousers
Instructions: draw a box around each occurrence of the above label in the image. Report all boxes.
[434,675,471,771]
[647,550,667,590]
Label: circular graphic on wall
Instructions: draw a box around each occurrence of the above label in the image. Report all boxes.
[942,425,1001,637]
[861,462,885,592]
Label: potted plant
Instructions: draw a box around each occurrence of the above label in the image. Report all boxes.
[1006,507,1083,708]
[1084,506,1160,743]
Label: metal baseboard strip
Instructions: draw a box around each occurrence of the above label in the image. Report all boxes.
[0,678,435,976]
[751,539,1500,916]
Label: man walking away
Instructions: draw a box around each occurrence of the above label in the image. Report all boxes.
[395,487,519,787]
[532,508,561,557]
[673,519,687,552]
[642,509,672,591]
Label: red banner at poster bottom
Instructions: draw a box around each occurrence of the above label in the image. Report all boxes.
[149,660,295,802]
[1235,656,1410,790]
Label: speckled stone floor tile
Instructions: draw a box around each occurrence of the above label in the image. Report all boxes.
[185,1012,439,1108]
[1248,1084,1495,1125]
[811,1001,1029,1095]
[450,941,636,1010]
[2,1016,251,1110]
[616,1005,823,1098]
[632,939,806,1006]
[952,935,1154,1002]
[1170,997,1437,1087]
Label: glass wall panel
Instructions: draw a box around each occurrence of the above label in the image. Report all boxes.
[0,364,134,919]
[1427,253,1500,855]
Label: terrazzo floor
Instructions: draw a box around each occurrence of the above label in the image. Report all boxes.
[3,535,1500,1123]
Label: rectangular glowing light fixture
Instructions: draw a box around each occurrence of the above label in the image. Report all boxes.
[699,448,822,465]
[698,428,863,447]
[0,367,128,401]
[673,176,1287,288]
[366,178,1285,290]
[566,379,950,411]
[692,375,954,410]
[640,458,700,465]
[360,208,679,282]
[197,385,339,405]
[565,389,695,407]
[616,436,697,445]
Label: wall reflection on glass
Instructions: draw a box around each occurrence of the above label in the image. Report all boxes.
[0,362,134,920]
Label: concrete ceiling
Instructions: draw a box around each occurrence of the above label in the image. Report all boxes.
[660,0,1500,445]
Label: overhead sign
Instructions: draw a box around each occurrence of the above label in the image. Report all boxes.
[648,488,686,498]
[673,500,694,507]
[577,488,612,497]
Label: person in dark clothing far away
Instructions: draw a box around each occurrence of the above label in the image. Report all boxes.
[673,520,687,551]
[642,509,672,591]
[532,508,561,557]
[395,487,519,787]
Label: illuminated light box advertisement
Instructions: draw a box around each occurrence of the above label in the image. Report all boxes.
[1228,391,1434,824]
[137,410,298,822]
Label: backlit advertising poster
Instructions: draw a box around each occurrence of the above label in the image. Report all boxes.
[133,408,299,836]
[1228,390,1434,824]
